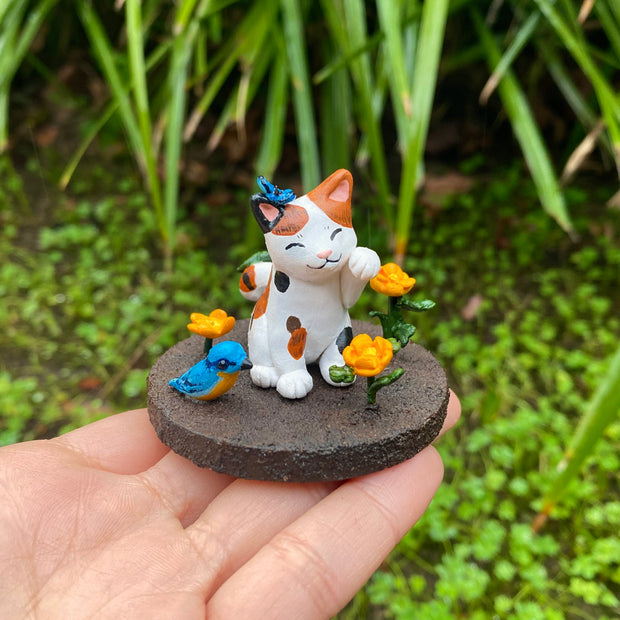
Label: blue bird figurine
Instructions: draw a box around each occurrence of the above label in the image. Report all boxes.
[169,341,252,401]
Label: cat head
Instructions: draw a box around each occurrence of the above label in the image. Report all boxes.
[250,169,357,281]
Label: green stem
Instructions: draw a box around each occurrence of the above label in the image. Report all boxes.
[367,376,376,404]
[204,337,213,354]
[388,295,401,318]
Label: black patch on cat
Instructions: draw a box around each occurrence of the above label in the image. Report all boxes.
[286,316,302,333]
[274,271,290,293]
[250,194,284,233]
[242,272,256,291]
[336,326,353,353]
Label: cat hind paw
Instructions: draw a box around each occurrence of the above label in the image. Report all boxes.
[276,370,313,399]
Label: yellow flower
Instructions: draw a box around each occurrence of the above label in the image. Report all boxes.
[343,334,393,377]
[370,263,416,297]
[187,309,235,339]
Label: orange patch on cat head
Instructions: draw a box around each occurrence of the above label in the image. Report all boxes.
[306,169,353,228]
[270,203,309,236]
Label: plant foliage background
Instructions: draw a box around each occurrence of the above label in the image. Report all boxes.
[1,0,619,618]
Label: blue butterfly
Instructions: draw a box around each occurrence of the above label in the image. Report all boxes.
[257,176,296,205]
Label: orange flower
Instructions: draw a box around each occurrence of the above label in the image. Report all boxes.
[370,263,416,297]
[343,334,393,377]
[187,309,235,339]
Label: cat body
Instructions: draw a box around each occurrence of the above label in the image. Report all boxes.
[239,169,380,399]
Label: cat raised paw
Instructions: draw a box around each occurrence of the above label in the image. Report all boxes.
[348,246,381,281]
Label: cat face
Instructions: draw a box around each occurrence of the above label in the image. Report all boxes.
[251,170,357,281]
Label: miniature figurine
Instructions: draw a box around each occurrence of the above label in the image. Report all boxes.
[239,169,380,399]
[169,340,252,400]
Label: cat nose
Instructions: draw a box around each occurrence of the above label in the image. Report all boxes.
[316,249,333,259]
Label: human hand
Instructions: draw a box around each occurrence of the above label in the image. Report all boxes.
[0,392,460,619]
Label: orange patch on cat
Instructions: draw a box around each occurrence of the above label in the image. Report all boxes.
[271,204,309,236]
[253,278,270,320]
[307,168,353,228]
[239,264,256,293]
[287,328,307,360]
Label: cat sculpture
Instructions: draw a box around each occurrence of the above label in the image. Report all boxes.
[239,169,380,399]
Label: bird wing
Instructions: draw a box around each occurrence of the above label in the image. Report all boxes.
[169,359,219,396]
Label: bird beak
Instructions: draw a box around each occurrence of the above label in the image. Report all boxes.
[241,358,253,370]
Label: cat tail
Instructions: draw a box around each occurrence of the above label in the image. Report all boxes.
[239,261,272,302]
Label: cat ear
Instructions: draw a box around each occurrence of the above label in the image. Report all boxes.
[306,169,353,227]
[251,194,283,233]
[251,195,309,235]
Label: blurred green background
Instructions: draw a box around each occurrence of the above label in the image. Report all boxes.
[1,0,619,617]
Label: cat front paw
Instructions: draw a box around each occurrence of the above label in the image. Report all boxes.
[250,365,279,388]
[348,247,380,281]
[276,369,313,399]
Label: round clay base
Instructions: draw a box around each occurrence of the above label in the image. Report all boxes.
[147,320,449,482]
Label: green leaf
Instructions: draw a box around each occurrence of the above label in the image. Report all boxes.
[392,320,416,347]
[237,251,271,271]
[400,298,436,312]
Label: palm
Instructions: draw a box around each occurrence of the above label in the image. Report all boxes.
[0,396,459,619]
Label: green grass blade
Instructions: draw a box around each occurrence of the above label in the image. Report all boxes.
[280,0,320,190]
[480,11,541,105]
[595,0,620,61]
[538,43,598,128]
[342,0,392,226]
[208,37,274,152]
[377,0,410,148]
[319,58,351,174]
[247,44,290,252]
[59,101,118,189]
[78,2,167,245]
[0,0,57,149]
[255,39,289,177]
[394,0,449,261]
[126,0,165,239]
[184,1,276,141]
[473,10,574,237]
[312,31,383,86]
[173,0,200,35]
[532,0,620,168]
[535,343,620,527]
[164,22,200,257]
[59,40,172,190]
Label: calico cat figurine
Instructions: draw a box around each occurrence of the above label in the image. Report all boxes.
[239,169,380,399]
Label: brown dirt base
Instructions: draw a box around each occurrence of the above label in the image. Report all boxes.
[147,320,449,482]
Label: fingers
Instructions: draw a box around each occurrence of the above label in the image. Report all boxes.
[135,450,234,526]
[436,389,461,440]
[206,446,444,620]
[186,479,337,597]
[55,409,169,474]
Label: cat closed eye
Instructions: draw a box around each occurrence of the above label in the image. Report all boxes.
[330,228,343,240]
[285,242,305,250]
